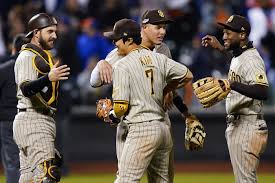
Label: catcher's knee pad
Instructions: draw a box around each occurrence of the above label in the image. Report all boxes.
[39,158,62,183]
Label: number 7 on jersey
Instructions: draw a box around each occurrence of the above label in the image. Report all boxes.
[145,68,154,95]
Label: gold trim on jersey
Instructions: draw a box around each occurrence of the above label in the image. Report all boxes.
[113,100,129,103]
[113,100,129,118]
[255,82,269,87]
[140,44,151,50]
[241,47,256,55]
[182,68,191,79]
[129,47,140,54]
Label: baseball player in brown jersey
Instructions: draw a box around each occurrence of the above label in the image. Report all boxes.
[103,18,192,183]
[201,15,268,183]
[13,13,70,183]
[91,10,193,183]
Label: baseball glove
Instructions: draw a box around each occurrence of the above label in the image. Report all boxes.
[185,115,206,151]
[192,77,231,108]
[96,98,119,126]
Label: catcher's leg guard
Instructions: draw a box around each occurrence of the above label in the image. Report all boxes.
[35,156,62,183]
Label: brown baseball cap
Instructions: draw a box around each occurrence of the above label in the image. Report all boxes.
[104,19,141,40]
[141,9,174,25]
[218,15,251,35]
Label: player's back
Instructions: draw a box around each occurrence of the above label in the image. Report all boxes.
[113,47,187,123]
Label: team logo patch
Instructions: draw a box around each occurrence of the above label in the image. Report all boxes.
[158,10,164,17]
[256,74,267,84]
[227,15,233,23]
[142,18,149,24]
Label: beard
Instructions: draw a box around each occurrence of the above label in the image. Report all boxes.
[39,35,54,50]
[226,40,240,51]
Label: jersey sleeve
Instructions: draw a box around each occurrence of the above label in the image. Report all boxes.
[15,54,38,86]
[165,57,189,83]
[155,43,172,59]
[105,48,122,65]
[90,48,122,87]
[244,56,269,86]
[90,64,102,87]
[112,66,130,102]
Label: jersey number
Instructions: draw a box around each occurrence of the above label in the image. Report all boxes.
[145,69,154,95]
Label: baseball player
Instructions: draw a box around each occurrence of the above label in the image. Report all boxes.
[201,15,268,183]
[90,9,192,182]
[103,18,192,183]
[0,34,29,183]
[13,13,70,183]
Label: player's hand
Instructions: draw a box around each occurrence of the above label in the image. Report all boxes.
[163,91,174,111]
[201,35,225,52]
[48,61,70,81]
[98,60,112,84]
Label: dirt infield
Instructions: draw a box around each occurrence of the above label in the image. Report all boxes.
[0,161,274,174]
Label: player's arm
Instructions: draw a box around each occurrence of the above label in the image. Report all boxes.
[183,81,193,106]
[230,57,269,100]
[112,65,130,118]
[164,64,193,95]
[90,60,112,87]
[20,61,70,97]
[158,44,193,106]
[230,82,268,100]
[201,35,225,52]
[173,92,191,118]
[90,48,121,87]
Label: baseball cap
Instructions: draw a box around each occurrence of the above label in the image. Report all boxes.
[103,19,141,41]
[218,15,251,35]
[141,9,174,25]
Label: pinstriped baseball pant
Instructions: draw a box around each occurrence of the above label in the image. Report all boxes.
[13,111,56,183]
[115,120,172,183]
[116,116,174,183]
[225,116,268,183]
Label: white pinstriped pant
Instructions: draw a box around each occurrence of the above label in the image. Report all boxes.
[115,120,172,183]
[13,111,56,183]
[225,116,268,183]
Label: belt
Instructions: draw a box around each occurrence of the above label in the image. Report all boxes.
[18,108,55,117]
[226,114,264,124]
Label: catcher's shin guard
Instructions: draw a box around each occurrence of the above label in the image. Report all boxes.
[39,157,62,183]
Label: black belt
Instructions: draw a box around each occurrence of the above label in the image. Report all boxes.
[226,114,264,123]
[18,108,55,117]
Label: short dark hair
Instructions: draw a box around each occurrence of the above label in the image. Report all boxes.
[122,36,142,45]
[13,34,29,52]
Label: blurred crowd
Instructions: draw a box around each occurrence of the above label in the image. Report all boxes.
[1,0,275,106]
